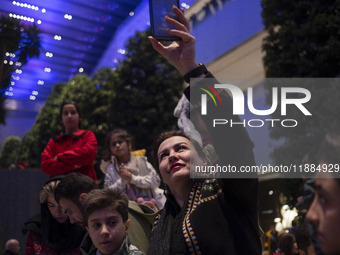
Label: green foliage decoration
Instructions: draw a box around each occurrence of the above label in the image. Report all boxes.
[20,30,183,179]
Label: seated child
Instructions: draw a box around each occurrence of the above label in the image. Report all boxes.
[103,129,165,209]
[83,188,144,255]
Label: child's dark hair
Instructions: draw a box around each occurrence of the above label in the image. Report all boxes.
[277,233,296,255]
[103,129,133,161]
[59,100,82,129]
[83,188,129,225]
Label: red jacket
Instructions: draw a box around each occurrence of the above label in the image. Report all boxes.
[41,129,97,180]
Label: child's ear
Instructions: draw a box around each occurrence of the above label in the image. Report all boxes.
[124,219,131,232]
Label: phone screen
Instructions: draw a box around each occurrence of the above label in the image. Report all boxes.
[149,0,180,41]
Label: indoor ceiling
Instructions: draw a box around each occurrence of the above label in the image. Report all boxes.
[0,0,145,102]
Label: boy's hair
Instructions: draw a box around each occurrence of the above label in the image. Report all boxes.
[54,173,98,207]
[83,188,129,225]
[103,128,133,160]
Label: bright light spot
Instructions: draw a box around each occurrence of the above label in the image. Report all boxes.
[12,1,16,5]
[78,67,84,73]
[268,190,273,196]
[37,80,44,85]
[44,67,51,72]
[4,60,8,64]
[23,3,27,7]
[32,91,38,96]
[64,14,72,20]
[129,12,134,16]
[9,87,13,91]
[9,61,13,65]
[37,20,41,24]
[54,35,62,40]
[42,8,46,13]
[15,69,22,74]
[5,52,9,56]
[274,217,281,223]
[9,13,13,17]
[29,95,36,100]
[181,3,190,9]
[45,52,53,57]
[117,49,126,54]
[11,81,15,85]
[5,92,14,97]
[35,6,39,11]
[15,62,22,66]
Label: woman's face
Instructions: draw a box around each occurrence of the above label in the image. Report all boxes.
[110,134,131,161]
[47,195,68,223]
[157,136,202,191]
[61,104,80,133]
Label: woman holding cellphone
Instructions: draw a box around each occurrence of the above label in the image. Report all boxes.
[147,6,262,255]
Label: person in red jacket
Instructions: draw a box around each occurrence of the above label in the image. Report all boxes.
[41,100,97,180]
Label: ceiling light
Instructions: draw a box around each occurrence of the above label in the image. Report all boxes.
[79,68,84,73]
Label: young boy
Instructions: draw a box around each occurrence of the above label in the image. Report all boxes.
[83,189,144,255]
[54,173,155,254]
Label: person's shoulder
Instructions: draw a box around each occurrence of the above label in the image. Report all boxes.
[127,244,145,255]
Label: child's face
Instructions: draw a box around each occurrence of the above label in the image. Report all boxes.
[110,134,131,160]
[86,207,130,255]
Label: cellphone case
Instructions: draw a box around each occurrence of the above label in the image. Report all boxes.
[149,0,181,41]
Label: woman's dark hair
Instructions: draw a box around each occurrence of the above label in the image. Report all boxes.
[278,233,296,255]
[59,100,82,129]
[103,129,133,161]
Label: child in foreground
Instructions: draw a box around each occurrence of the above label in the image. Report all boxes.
[83,188,144,255]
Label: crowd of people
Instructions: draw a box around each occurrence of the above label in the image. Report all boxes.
[4,5,340,255]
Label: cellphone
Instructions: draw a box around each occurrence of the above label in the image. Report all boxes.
[149,0,181,41]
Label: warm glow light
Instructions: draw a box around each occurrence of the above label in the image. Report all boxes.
[129,12,134,16]
[78,67,84,73]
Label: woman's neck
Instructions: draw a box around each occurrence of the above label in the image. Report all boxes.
[117,153,131,164]
[64,127,79,135]
[170,181,192,208]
